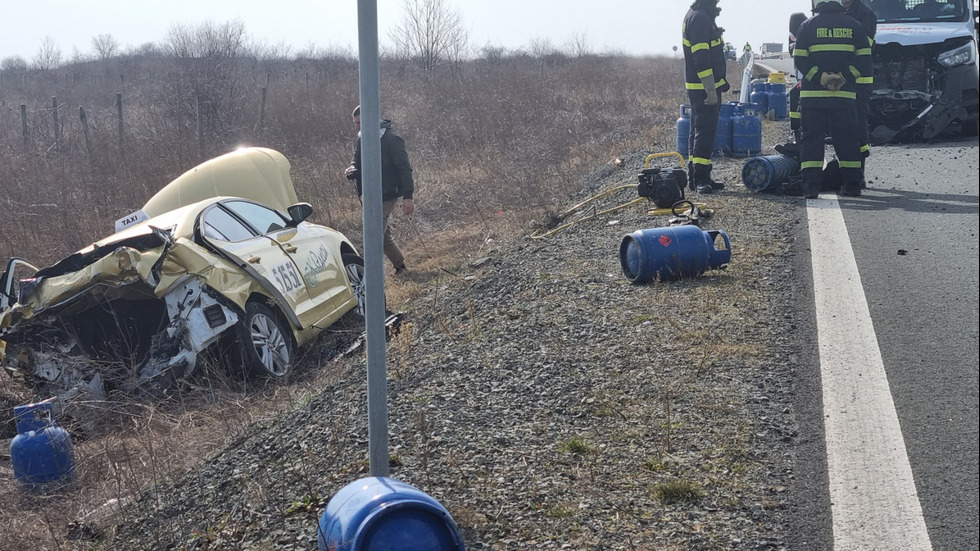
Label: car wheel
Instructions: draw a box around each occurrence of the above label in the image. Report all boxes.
[342,253,366,317]
[236,302,294,378]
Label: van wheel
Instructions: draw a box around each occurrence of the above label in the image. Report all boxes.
[236,302,293,378]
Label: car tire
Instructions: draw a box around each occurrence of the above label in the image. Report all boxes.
[236,302,294,379]
[342,253,367,318]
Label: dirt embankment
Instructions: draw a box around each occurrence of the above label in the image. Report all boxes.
[73,135,812,550]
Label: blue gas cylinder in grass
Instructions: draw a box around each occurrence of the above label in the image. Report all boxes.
[620,226,732,283]
[318,477,465,551]
[675,104,691,159]
[11,402,77,491]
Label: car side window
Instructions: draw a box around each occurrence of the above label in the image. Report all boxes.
[223,200,288,235]
[203,206,256,242]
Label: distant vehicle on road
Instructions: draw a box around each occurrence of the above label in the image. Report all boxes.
[761,42,784,56]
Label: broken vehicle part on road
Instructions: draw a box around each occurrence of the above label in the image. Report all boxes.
[1,147,367,416]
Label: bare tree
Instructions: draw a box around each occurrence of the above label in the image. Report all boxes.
[1,55,28,72]
[564,32,592,58]
[389,0,468,72]
[32,36,63,70]
[92,34,120,61]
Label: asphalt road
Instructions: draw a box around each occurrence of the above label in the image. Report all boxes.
[793,141,980,550]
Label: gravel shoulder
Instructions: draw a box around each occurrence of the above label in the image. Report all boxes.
[80,137,815,550]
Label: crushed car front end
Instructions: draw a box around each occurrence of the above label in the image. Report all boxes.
[1,218,253,402]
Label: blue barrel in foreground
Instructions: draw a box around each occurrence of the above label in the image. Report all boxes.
[10,402,77,492]
[318,477,465,551]
[741,154,800,192]
[620,226,731,283]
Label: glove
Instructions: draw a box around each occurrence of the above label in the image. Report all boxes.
[344,165,360,181]
[699,74,719,106]
[820,72,846,91]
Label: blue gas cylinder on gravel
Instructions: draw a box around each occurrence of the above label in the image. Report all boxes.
[318,477,465,551]
[741,154,800,192]
[750,81,769,116]
[768,83,788,120]
[713,102,736,157]
[620,226,732,283]
[675,104,691,159]
[10,402,77,491]
[732,103,762,157]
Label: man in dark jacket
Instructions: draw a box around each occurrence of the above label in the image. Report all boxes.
[843,0,876,187]
[793,0,872,198]
[682,0,729,194]
[345,105,415,273]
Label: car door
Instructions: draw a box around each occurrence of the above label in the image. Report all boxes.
[201,200,345,329]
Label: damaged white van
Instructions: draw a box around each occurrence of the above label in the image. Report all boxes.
[791,0,979,143]
[870,0,980,142]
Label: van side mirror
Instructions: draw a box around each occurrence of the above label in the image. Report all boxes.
[790,12,806,36]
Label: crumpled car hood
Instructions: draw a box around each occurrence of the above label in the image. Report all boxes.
[117,147,299,232]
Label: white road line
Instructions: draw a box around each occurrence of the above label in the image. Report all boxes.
[807,196,933,551]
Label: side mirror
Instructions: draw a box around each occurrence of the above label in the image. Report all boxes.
[286,202,314,226]
[790,12,807,36]
[1,258,40,309]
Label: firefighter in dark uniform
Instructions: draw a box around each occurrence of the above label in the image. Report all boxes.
[682,0,729,194]
[843,0,876,187]
[793,0,872,198]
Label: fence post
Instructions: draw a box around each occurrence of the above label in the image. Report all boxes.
[20,104,29,151]
[254,86,267,133]
[79,106,93,165]
[116,93,124,154]
[196,95,204,159]
[52,96,61,143]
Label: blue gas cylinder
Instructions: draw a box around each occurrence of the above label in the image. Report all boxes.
[732,104,763,157]
[741,154,800,192]
[675,104,691,159]
[768,83,788,120]
[619,226,732,283]
[11,402,77,491]
[750,82,769,116]
[713,102,736,157]
[318,477,465,551]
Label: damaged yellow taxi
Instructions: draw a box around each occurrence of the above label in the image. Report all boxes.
[1,147,366,404]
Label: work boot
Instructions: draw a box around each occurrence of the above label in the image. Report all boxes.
[803,182,820,199]
[696,183,714,194]
[838,186,861,197]
[708,179,725,191]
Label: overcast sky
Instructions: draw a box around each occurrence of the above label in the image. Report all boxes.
[2,1,800,63]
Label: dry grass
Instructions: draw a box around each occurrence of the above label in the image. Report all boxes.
[0,48,728,549]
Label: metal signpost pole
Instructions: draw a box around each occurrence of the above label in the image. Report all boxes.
[356,0,389,478]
